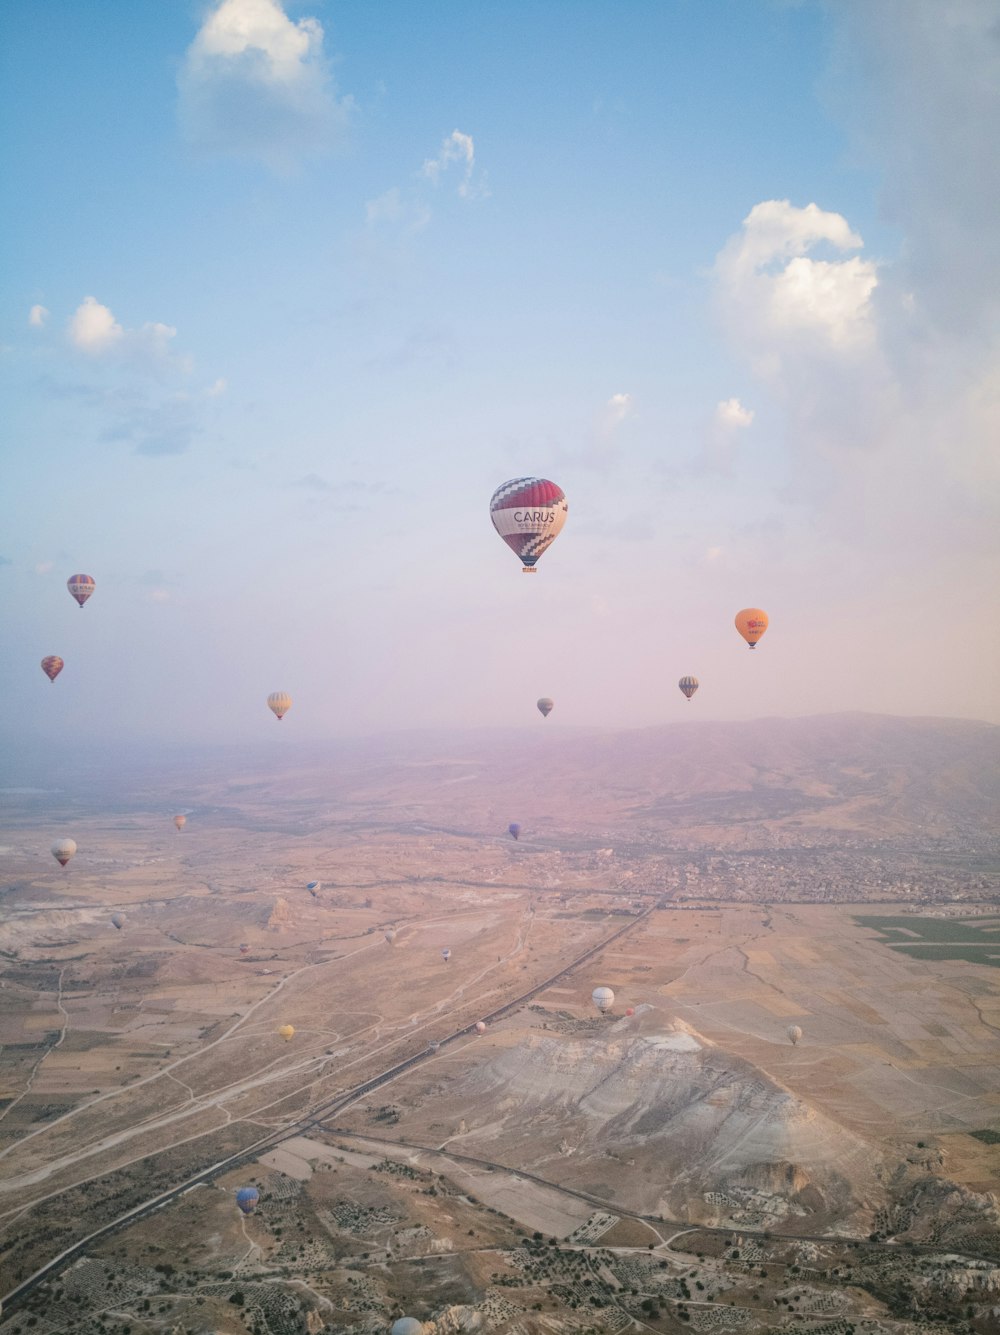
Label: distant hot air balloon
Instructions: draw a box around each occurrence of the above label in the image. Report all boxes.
[735,608,769,649]
[625,1007,635,1017]
[391,1319,424,1335]
[592,986,615,1015]
[490,478,567,572]
[239,943,250,955]
[678,676,699,701]
[384,927,397,945]
[41,656,64,683]
[267,692,292,721]
[508,823,521,841]
[51,838,76,867]
[475,1021,487,1034]
[235,1186,260,1214]
[278,1025,295,1042]
[537,697,554,718]
[173,814,186,832]
[787,1024,803,1047]
[441,948,451,963]
[67,574,95,608]
[111,912,126,931]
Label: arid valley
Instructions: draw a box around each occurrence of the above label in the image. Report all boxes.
[1,714,999,1335]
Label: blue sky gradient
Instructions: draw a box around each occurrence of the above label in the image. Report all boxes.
[2,0,997,749]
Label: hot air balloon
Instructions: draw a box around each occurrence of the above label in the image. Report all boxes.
[267,692,292,721]
[508,823,521,841]
[475,1021,487,1034]
[592,986,614,1015]
[235,1186,260,1214]
[625,1007,635,1017]
[239,943,250,955]
[173,814,187,832]
[787,1024,803,1046]
[67,574,95,608]
[110,912,126,930]
[306,881,320,897]
[51,838,76,867]
[735,608,769,649]
[441,948,451,963]
[278,1024,295,1042]
[384,927,397,945]
[41,656,64,683]
[678,676,699,700]
[537,697,554,718]
[490,478,567,572]
[391,1320,424,1335]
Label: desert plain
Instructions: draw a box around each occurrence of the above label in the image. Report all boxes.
[1,715,998,1335]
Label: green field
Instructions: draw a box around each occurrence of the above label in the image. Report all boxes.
[856,916,1000,969]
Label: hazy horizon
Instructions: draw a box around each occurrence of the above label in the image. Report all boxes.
[2,0,998,749]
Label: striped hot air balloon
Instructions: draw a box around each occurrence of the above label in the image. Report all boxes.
[267,692,292,720]
[678,676,699,700]
[41,656,64,683]
[537,697,554,717]
[67,574,95,608]
[490,478,567,571]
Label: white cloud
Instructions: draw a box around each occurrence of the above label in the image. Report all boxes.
[699,397,754,472]
[35,561,54,575]
[66,298,188,372]
[205,377,228,397]
[606,392,633,425]
[28,304,49,328]
[705,546,725,563]
[715,398,753,430]
[68,296,124,354]
[422,129,488,199]
[715,200,878,355]
[178,0,351,168]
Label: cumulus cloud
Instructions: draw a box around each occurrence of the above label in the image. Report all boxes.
[826,0,1000,337]
[65,297,189,373]
[715,397,753,430]
[606,392,634,425]
[715,200,878,359]
[68,296,124,354]
[28,304,49,328]
[699,397,754,472]
[177,0,352,168]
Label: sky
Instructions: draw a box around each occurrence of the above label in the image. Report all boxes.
[1,0,998,752]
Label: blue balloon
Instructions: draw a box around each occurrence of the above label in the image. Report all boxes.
[236,1186,260,1214]
[508,822,521,840]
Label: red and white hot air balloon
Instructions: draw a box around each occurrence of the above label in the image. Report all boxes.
[67,574,95,608]
[490,478,567,572]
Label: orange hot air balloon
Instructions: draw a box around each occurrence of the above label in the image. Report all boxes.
[735,607,769,649]
[173,814,187,832]
[41,656,64,683]
[67,574,95,608]
[278,1025,295,1042]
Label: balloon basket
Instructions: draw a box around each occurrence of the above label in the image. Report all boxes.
[521,567,538,574]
